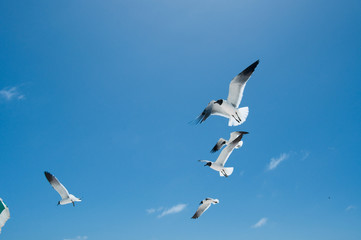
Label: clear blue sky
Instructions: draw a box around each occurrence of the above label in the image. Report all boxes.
[1,0,360,239]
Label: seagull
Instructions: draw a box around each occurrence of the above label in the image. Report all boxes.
[210,131,249,153]
[199,133,245,177]
[44,171,81,206]
[194,60,259,126]
[191,198,219,219]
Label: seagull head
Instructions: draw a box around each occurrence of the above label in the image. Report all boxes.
[204,162,212,167]
[214,99,223,105]
[199,160,212,167]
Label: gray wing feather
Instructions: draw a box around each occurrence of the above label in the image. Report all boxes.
[230,131,249,142]
[227,60,259,108]
[191,202,212,219]
[44,171,70,200]
[194,104,213,124]
[210,138,227,153]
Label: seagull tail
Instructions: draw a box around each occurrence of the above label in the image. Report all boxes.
[228,107,249,126]
[219,167,234,177]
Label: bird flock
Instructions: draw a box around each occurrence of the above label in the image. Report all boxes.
[0,59,259,234]
[191,59,259,218]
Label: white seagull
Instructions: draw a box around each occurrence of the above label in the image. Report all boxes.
[191,198,219,219]
[210,131,249,153]
[194,60,259,126]
[199,133,245,177]
[44,171,81,206]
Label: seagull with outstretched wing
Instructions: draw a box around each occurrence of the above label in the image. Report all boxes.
[44,171,81,206]
[200,133,245,177]
[194,60,259,126]
[191,198,219,219]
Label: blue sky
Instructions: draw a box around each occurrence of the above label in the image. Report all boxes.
[1,0,361,239]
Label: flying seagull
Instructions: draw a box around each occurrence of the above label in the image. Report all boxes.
[194,60,259,126]
[200,133,245,177]
[44,171,81,206]
[210,131,249,153]
[191,198,219,219]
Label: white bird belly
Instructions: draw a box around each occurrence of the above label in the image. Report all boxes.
[213,101,237,117]
[59,198,72,205]
[210,164,224,172]
[223,101,238,114]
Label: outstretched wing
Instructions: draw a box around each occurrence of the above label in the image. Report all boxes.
[44,171,69,200]
[227,60,259,108]
[193,104,213,124]
[210,138,227,153]
[229,131,249,142]
[215,133,244,166]
[191,202,212,219]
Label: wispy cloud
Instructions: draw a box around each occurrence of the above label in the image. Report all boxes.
[146,208,156,214]
[146,207,163,214]
[252,217,267,228]
[0,87,24,101]
[158,204,187,218]
[346,205,357,211]
[268,153,289,170]
[64,236,88,240]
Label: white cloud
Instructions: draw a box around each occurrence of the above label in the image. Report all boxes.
[64,236,88,240]
[252,217,267,228]
[158,204,187,218]
[146,208,156,214]
[268,153,289,170]
[346,205,357,211]
[0,87,24,101]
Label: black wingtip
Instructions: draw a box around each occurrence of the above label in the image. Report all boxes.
[242,60,260,75]
[189,117,202,125]
[189,112,206,125]
[44,171,53,182]
[210,145,218,153]
[237,131,249,135]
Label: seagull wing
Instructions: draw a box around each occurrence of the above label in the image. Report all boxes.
[44,171,70,200]
[191,201,212,219]
[229,131,249,142]
[193,104,213,124]
[227,60,259,108]
[210,138,227,153]
[215,133,244,166]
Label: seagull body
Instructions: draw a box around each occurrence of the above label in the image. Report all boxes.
[44,171,81,206]
[191,198,219,219]
[211,131,249,153]
[200,133,245,177]
[195,60,259,126]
